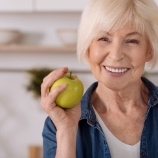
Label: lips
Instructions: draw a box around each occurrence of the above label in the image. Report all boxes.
[105,66,128,73]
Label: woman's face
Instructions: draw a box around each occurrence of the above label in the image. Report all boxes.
[88,26,152,90]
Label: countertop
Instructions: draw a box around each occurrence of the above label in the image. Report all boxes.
[0,44,76,53]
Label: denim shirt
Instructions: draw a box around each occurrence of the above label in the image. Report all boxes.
[42,77,158,158]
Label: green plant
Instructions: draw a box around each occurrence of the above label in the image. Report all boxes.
[26,68,52,98]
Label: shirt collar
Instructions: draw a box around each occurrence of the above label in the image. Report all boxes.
[142,77,158,107]
[80,82,98,123]
[80,77,158,121]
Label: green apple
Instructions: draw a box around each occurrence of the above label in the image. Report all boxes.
[50,72,84,108]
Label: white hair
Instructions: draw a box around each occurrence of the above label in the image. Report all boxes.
[77,0,158,67]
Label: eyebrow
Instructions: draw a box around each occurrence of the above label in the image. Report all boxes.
[126,32,142,36]
[99,31,142,37]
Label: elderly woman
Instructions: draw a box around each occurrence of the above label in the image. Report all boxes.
[41,0,158,158]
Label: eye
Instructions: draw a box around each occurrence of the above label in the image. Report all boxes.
[126,39,139,44]
[98,37,111,42]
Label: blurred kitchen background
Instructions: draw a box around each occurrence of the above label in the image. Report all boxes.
[0,0,158,158]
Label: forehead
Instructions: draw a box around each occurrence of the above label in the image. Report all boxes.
[98,22,145,37]
[110,27,142,37]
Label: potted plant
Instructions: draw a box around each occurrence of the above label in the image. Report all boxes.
[26,67,52,98]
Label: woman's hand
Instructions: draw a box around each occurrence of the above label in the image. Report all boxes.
[40,67,81,131]
[41,67,81,158]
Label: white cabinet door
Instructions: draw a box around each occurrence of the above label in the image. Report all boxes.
[0,0,33,12]
[36,0,88,12]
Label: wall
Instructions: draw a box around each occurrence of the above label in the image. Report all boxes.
[0,12,96,158]
[0,52,96,158]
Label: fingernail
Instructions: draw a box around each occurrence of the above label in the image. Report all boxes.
[63,67,68,72]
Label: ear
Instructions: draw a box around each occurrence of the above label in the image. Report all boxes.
[145,48,153,62]
[86,47,90,60]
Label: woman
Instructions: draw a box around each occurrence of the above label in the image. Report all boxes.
[41,0,158,157]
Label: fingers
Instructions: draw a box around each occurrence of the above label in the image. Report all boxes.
[41,67,68,97]
[40,67,68,114]
[41,84,67,113]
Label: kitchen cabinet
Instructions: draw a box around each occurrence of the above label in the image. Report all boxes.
[0,0,156,12]
[35,0,88,11]
[0,0,88,12]
[0,0,33,12]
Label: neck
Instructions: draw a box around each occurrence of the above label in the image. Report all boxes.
[91,80,149,114]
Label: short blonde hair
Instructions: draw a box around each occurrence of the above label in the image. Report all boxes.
[77,0,158,67]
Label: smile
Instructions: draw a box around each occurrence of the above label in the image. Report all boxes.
[105,66,128,73]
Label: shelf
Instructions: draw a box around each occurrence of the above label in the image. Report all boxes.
[0,44,76,53]
[0,67,91,74]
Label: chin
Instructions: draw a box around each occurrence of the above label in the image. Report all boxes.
[103,80,128,91]
[107,85,125,91]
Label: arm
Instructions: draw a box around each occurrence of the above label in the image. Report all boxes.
[55,126,78,158]
[43,116,79,158]
[43,117,78,158]
[41,67,81,158]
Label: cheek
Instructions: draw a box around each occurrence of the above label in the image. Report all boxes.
[131,56,145,70]
[88,45,104,64]
[130,46,150,66]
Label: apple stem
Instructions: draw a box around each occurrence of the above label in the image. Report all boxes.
[70,71,72,79]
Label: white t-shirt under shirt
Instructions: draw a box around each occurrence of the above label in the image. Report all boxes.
[93,107,140,158]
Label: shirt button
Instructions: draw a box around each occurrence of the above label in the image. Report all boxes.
[141,151,146,157]
[88,120,94,124]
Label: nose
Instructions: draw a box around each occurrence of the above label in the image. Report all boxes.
[108,42,124,61]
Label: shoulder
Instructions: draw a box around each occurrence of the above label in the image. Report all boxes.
[142,77,158,107]
[142,77,158,94]
[80,82,98,111]
[80,82,98,121]
[142,77,158,89]
[81,82,98,104]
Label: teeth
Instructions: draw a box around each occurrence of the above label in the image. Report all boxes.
[106,67,128,73]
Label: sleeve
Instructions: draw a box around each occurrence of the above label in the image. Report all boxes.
[42,116,57,158]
